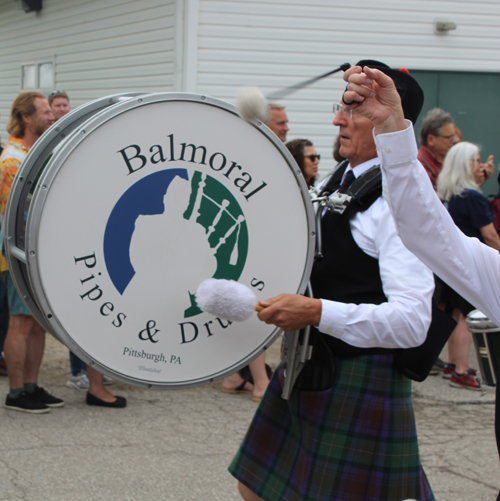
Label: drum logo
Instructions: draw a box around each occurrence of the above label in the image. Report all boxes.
[103,168,249,320]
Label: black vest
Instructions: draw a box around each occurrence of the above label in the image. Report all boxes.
[310,161,395,357]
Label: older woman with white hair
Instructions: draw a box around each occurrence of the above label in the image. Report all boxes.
[438,142,500,249]
[434,142,500,390]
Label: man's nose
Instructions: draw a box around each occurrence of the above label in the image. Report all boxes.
[333,109,345,126]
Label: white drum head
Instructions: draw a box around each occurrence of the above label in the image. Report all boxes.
[16,93,315,388]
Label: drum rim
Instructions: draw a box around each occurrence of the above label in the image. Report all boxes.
[9,92,316,389]
[466,308,500,331]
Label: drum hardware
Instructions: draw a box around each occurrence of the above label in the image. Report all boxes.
[280,285,314,400]
[281,190,337,400]
[311,193,351,214]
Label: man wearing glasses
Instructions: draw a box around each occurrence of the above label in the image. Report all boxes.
[229,60,436,501]
[417,108,459,188]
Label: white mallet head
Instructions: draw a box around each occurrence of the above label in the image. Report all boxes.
[195,278,262,322]
[236,86,270,124]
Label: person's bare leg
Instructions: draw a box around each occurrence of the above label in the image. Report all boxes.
[447,309,472,373]
[238,482,265,501]
[4,315,33,389]
[222,372,253,393]
[248,353,269,400]
[23,320,45,384]
[87,365,117,402]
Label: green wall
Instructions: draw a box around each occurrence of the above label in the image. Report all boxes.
[412,70,500,198]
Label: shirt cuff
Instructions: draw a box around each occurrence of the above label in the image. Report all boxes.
[318,299,347,338]
[373,120,418,166]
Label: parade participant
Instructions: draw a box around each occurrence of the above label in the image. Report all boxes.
[341,62,500,501]
[229,60,435,501]
[0,92,63,413]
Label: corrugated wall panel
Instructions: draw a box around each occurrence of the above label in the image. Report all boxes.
[0,0,176,138]
[1,0,500,178]
[197,0,500,178]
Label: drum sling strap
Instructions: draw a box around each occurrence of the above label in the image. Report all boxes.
[294,164,456,391]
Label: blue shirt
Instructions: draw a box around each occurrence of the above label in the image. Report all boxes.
[445,189,495,242]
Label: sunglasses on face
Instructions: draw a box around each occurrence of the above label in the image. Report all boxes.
[305,154,320,161]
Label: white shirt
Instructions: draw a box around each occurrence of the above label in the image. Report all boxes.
[376,121,500,326]
[317,157,434,349]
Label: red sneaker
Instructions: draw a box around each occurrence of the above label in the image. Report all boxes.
[449,370,482,391]
[442,363,455,379]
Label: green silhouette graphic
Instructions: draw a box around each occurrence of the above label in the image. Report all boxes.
[183,171,249,317]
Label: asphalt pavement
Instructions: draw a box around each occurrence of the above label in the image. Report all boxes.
[0,334,498,501]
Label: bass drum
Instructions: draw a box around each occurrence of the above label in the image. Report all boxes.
[5,93,315,389]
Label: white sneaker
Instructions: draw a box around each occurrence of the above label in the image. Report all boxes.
[102,375,115,386]
[66,372,90,391]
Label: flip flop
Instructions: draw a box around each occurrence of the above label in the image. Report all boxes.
[221,378,253,394]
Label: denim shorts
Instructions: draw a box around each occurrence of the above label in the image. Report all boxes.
[2,270,31,316]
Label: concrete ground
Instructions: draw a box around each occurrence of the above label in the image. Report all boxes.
[0,334,498,501]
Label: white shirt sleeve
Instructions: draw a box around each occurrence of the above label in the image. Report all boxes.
[375,121,500,326]
[317,193,434,349]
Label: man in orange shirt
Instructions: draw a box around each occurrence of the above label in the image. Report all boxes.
[0,92,64,413]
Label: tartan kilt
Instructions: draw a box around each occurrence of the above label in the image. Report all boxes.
[229,353,434,501]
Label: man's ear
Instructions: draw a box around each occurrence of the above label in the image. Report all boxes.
[21,113,31,126]
[426,134,436,150]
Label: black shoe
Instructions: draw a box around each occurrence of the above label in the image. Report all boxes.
[434,357,446,370]
[86,392,127,408]
[5,392,50,414]
[29,386,65,408]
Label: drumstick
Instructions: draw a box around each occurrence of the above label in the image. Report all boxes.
[195,278,264,321]
[265,62,351,101]
[236,62,351,123]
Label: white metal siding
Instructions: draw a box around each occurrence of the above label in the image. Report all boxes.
[197,0,500,177]
[0,0,176,137]
[1,0,500,177]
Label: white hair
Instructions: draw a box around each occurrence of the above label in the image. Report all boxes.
[436,141,481,202]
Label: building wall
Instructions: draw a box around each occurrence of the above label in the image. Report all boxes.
[0,0,176,138]
[196,0,500,176]
[1,0,500,177]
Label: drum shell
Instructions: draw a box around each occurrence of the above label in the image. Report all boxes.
[3,93,145,342]
[466,309,500,388]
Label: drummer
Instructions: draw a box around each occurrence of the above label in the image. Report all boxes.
[229,60,435,501]
[341,62,500,501]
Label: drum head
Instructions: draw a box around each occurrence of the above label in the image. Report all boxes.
[9,93,315,389]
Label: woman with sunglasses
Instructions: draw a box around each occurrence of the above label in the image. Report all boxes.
[285,138,320,187]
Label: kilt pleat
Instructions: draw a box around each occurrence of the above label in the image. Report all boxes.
[229,354,434,501]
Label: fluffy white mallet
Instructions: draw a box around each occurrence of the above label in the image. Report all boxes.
[236,86,270,124]
[195,278,264,322]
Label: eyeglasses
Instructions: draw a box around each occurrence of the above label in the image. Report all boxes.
[333,102,356,119]
[305,154,320,162]
[49,90,66,96]
[435,133,457,140]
